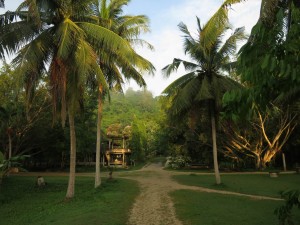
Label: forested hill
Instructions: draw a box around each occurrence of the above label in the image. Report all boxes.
[102,88,160,130]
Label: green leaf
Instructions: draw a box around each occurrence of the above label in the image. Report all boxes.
[270,57,277,72]
[261,54,270,69]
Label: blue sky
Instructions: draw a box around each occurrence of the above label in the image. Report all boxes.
[0,0,261,96]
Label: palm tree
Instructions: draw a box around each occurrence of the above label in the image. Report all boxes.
[162,6,246,184]
[0,0,141,199]
[91,0,155,188]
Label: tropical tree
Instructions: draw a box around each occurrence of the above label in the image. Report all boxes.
[0,63,50,161]
[222,1,300,170]
[0,0,144,199]
[223,107,296,169]
[162,2,246,184]
[223,0,300,119]
[90,0,154,188]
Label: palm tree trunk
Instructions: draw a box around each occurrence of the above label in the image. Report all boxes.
[95,88,103,188]
[66,111,76,199]
[210,104,221,184]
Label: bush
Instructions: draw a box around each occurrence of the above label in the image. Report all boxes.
[275,189,300,225]
[165,156,191,169]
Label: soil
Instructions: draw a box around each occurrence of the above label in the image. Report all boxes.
[118,162,282,225]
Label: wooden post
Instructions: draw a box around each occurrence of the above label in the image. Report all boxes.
[282,153,287,172]
[123,150,125,167]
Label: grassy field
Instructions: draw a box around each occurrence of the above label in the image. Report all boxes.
[171,190,300,225]
[171,173,300,224]
[0,176,139,225]
[173,173,300,197]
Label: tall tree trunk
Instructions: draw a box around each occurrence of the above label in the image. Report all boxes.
[255,155,262,170]
[210,104,221,184]
[259,0,279,27]
[95,88,103,188]
[66,111,76,199]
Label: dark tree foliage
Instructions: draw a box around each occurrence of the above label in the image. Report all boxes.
[223,1,300,119]
[275,190,300,225]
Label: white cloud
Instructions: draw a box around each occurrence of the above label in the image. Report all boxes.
[126,0,261,97]
[1,0,261,97]
[229,0,261,34]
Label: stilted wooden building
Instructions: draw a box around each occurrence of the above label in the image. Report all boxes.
[105,125,132,167]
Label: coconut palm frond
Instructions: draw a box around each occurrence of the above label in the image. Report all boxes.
[119,15,151,36]
[0,20,42,58]
[196,16,202,33]
[221,61,237,75]
[200,0,244,50]
[55,19,85,60]
[16,0,42,28]
[178,22,194,40]
[162,72,196,96]
[0,10,18,25]
[170,77,202,115]
[212,75,241,109]
[91,60,109,92]
[104,64,125,89]
[127,38,154,50]
[74,39,99,84]
[195,75,213,102]
[12,29,53,74]
[109,0,128,18]
[162,58,192,78]
[182,61,199,71]
[200,6,229,50]
[133,52,155,74]
[215,27,247,65]
[121,65,146,87]
[79,22,132,54]
[178,22,197,54]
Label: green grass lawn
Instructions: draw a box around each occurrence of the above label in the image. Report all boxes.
[0,176,139,225]
[171,190,300,225]
[173,173,300,197]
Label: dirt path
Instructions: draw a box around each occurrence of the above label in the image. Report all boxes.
[118,163,282,225]
[122,163,183,225]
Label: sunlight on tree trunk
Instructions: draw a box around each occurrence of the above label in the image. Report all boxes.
[255,154,262,170]
[66,111,76,199]
[95,87,103,188]
[211,106,221,185]
[223,109,296,170]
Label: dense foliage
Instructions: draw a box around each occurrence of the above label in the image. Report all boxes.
[0,72,160,168]
[0,0,299,175]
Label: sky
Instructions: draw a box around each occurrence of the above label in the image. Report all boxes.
[0,0,261,96]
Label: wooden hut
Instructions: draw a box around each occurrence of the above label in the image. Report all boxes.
[105,124,132,167]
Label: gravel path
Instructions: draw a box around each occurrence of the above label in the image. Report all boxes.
[119,163,282,225]
[124,163,183,225]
